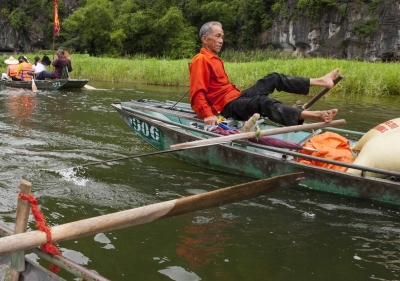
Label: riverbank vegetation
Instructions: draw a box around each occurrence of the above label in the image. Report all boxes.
[1,53,399,96]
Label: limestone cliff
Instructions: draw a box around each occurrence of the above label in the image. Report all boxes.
[1,0,399,61]
[263,0,400,61]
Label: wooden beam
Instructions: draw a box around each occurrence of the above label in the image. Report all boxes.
[0,173,303,255]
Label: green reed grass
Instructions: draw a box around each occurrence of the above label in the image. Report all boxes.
[1,53,399,96]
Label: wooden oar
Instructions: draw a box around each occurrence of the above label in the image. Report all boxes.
[302,74,344,110]
[0,173,302,255]
[170,119,346,149]
[31,75,38,93]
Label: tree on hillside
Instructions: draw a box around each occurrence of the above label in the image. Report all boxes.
[62,0,124,56]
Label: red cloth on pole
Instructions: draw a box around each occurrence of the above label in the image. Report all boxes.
[54,0,60,36]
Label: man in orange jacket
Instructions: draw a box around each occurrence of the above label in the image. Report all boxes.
[190,21,339,127]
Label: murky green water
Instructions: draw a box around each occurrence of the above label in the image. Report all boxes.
[1,82,400,281]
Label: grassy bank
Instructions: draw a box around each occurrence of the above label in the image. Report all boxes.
[1,54,399,96]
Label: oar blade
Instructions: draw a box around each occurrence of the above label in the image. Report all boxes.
[32,79,38,93]
[163,172,304,218]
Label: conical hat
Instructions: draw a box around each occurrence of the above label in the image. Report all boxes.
[4,56,19,65]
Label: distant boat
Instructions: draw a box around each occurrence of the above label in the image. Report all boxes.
[0,78,89,90]
[112,99,400,208]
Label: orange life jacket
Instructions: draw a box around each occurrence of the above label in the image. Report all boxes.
[8,65,19,77]
[17,62,33,81]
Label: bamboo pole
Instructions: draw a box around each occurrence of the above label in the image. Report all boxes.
[10,180,32,281]
[0,173,303,256]
[170,119,346,149]
[0,224,110,281]
[302,74,344,110]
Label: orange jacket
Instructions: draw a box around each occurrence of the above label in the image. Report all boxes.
[7,64,19,77]
[189,48,241,119]
[17,62,33,81]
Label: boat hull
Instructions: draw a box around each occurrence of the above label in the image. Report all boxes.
[0,78,89,90]
[112,100,400,207]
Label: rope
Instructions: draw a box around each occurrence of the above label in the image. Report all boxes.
[18,192,61,274]
[251,116,261,139]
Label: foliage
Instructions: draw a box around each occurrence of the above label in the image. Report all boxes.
[338,3,347,17]
[62,0,117,55]
[9,8,31,29]
[271,0,290,19]
[354,18,379,38]
[236,0,275,49]
[297,0,336,22]
[368,0,382,13]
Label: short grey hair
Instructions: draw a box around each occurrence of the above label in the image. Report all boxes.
[199,21,222,41]
[56,49,64,55]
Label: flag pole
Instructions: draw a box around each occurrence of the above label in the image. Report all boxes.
[53,0,60,60]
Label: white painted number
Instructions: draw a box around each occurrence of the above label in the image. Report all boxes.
[131,118,160,142]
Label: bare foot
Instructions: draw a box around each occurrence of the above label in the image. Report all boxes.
[310,68,340,89]
[300,109,338,123]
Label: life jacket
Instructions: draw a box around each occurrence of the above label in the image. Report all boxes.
[8,65,19,77]
[17,62,33,81]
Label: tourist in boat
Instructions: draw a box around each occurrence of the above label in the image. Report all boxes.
[36,49,72,80]
[28,56,46,77]
[16,56,33,81]
[190,21,339,127]
[1,56,19,81]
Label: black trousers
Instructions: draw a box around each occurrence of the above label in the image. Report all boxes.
[221,72,310,126]
[36,70,56,80]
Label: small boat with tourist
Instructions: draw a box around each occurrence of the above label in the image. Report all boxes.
[112,98,400,208]
[0,77,89,90]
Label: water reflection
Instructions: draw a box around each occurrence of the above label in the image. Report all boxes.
[176,212,233,270]
[6,91,36,123]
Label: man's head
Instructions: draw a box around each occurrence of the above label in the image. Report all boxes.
[199,21,224,54]
[56,49,65,58]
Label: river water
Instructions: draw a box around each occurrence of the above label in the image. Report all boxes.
[1,82,400,281]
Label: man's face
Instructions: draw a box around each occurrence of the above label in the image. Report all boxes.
[202,25,224,54]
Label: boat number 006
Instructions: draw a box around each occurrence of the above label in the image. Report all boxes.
[131,118,161,141]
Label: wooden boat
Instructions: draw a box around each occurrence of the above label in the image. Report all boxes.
[0,225,66,280]
[0,78,89,90]
[0,223,110,280]
[112,99,400,207]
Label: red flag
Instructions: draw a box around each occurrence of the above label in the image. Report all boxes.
[54,0,60,36]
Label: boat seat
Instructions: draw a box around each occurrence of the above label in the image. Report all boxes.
[60,66,69,79]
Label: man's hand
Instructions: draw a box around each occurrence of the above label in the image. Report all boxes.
[204,115,218,126]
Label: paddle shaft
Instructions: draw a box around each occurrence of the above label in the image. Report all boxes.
[302,74,344,110]
[171,119,346,149]
[0,173,302,255]
[44,146,204,172]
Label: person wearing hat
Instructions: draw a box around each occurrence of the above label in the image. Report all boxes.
[1,56,20,81]
[16,56,33,81]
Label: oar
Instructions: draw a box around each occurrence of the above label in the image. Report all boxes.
[84,84,97,90]
[170,119,346,149]
[31,74,38,93]
[302,74,344,110]
[42,145,214,173]
[0,173,303,255]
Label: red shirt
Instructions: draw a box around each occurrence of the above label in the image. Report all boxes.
[189,48,241,119]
